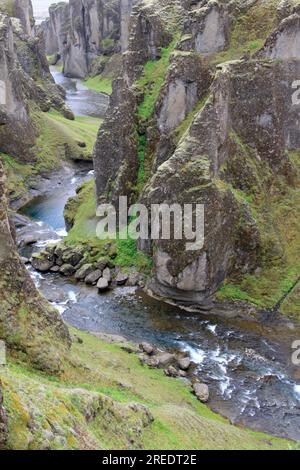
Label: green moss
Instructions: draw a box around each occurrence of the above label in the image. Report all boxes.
[0,152,35,203]
[216,146,300,318]
[212,0,279,63]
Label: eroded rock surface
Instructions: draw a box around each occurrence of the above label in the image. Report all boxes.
[0,161,71,373]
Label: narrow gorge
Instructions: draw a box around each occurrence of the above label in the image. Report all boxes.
[0,0,300,451]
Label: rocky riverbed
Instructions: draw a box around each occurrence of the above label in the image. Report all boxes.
[20,196,300,441]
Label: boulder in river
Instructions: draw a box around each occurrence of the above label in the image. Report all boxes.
[75,264,94,281]
[31,252,54,272]
[115,272,129,286]
[178,357,191,371]
[85,269,102,285]
[102,267,111,283]
[62,248,84,267]
[193,383,209,403]
[97,278,109,292]
[155,353,176,368]
[60,264,76,276]
[139,342,155,355]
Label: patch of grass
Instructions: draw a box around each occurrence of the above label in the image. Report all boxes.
[137,38,178,122]
[1,327,293,450]
[46,110,101,156]
[84,76,113,95]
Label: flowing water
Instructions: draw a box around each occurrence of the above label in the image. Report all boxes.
[50,68,109,118]
[21,5,300,441]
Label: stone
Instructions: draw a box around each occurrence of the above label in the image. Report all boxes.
[85,269,102,285]
[139,342,155,355]
[95,257,109,270]
[75,264,94,280]
[62,248,84,267]
[193,383,209,403]
[97,278,109,292]
[31,252,54,272]
[178,357,191,371]
[115,272,129,286]
[60,264,76,276]
[102,267,111,283]
[50,266,60,273]
[164,366,178,378]
[155,353,176,368]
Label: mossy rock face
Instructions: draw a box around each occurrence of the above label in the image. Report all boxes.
[0,161,71,373]
[140,57,300,308]
[0,379,8,450]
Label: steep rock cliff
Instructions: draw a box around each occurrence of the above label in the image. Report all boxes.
[93,0,300,310]
[0,160,71,372]
[41,0,138,78]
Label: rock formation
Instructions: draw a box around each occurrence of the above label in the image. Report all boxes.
[0,160,71,372]
[0,379,7,450]
[40,0,138,78]
[93,0,300,308]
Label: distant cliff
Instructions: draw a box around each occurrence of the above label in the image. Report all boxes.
[40,0,137,78]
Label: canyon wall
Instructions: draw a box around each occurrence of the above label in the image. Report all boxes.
[93,0,300,309]
[40,0,138,78]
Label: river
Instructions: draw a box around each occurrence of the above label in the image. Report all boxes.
[20,5,300,442]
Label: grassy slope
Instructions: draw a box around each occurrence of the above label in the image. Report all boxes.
[1,110,101,204]
[40,111,101,159]
[83,77,113,95]
[1,327,292,450]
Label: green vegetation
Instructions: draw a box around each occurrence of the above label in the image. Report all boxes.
[1,327,293,450]
[84,76,113,95]
[137,38,178,121]
[45,110,101,156]
[136,134,146,193]
[65,180,152,272]
[212,0,279,63]
[217,143,300,319]
[0,153,35,203]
